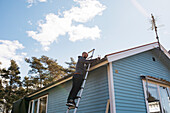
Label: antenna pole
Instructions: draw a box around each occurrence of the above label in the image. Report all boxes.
[151,14,161,48]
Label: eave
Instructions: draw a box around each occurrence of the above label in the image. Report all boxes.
[106,42,170,63]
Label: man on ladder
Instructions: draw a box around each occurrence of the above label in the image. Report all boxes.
[66,51,100,108]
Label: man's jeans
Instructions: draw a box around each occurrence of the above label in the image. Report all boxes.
[67,74,84,101]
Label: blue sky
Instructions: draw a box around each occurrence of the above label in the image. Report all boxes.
[0,0,170,78]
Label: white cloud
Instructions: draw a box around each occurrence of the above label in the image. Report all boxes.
[27,13,72,51]
[0,40,27,69]
[68,24,101,42]
[27,0,106,51]
[131,0,150,17]
[27,0,47,8]
[64,0,106,23]
[39,0,47,2]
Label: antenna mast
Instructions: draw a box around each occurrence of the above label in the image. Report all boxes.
[151,14,161,48]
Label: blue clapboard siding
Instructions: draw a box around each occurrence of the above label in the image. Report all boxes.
[112,49,170,113]
[29,66,109,113]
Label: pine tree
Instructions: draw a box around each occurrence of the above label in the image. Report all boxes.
[0,62,6,112]
[25,56,67,88]
[0,79,5,113]
[65,57,76,75]
[0,60,22,113]
[25,57,46,88]
[22,76,34,94]
[40,55,67,82]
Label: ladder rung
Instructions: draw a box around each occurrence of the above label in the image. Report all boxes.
[68,106,78,109]
[81,87,84,89]
[68,107,75,109]
[75,96,81,99]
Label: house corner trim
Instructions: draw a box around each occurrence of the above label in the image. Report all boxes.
[107,62,116,113]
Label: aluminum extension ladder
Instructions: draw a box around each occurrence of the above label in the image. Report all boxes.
[66,49,95,113]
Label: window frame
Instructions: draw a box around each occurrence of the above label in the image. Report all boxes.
[142,79,170,113]
[28,100,33,113]
[28,95,48,113]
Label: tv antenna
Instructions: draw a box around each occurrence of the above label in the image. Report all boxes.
[150,14,161,48]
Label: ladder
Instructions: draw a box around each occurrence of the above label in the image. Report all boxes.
[66,49,95,113]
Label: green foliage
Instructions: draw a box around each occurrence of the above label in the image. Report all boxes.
[0,79,5,104]
[0,60,24,113]
[40,55,67,78]
[65,57,76,75]
[22,76,34,93]
[25,55,68,88]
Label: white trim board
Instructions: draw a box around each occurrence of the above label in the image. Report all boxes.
[142,80,150,113]
[89,60,108,71]
[107,62,116,113]
[160,44,170,59]
[107,42,159,63]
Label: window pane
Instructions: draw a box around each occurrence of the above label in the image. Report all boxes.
[160,86,170,113]
[147,83,159,101]
[167,88,170,96]
[33,100,38,113]
[147,83,161,113]
[29,101,33,113]
[39,96,47,113]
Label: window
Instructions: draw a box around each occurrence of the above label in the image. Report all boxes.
[143,81,170,113]
[147,83,161,113]
[28,101,33,113]
[28,95,48,113]
[160,86,170,113]
[39,96,47,113]
[33,100,38,113]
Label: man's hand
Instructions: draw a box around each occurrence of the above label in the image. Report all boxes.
[97,56,101,60]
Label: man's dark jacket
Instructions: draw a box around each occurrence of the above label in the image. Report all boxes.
[75,56,97,75]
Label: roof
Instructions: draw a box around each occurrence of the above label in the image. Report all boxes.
[106,42,170,62]
[27,42,170,98]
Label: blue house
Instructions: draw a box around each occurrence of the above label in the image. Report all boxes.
[22,42,170,113]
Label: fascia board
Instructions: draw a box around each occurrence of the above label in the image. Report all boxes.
[107,43,159,63]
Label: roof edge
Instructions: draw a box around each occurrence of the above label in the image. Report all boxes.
[105,42,158,57]
[160,44,170,59]
[106,42,162,62]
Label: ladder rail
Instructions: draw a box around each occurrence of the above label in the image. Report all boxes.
[73,63,91,113]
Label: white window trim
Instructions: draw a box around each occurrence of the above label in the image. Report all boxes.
[142,80,170,113]
[37,99,40,113]
[39,95,48,113]
[157,85,164,113]
[28,94,48,113]
[33,99,38,113]
[142,80,150,113]
[28,100,33,113]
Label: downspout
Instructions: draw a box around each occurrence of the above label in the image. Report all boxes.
[107,62,116,113]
